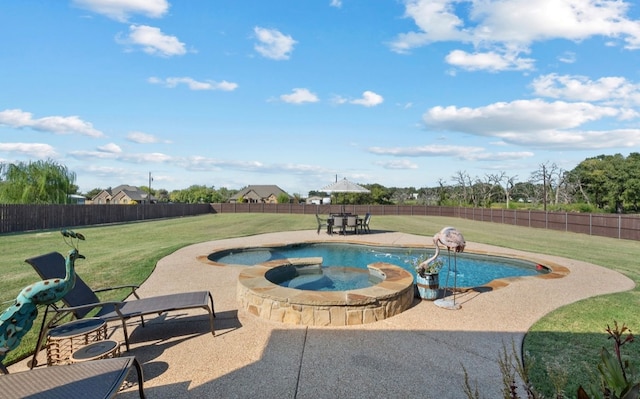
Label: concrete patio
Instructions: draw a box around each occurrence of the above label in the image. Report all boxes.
[9,230,635,398]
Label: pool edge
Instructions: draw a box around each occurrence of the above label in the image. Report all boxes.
[237,258,415,327]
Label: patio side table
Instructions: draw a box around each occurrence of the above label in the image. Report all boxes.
[71,339,121,362]
[46,317,107,365]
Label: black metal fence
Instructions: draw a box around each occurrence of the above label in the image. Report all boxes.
[211,203,640,241]
[1,203,638,241]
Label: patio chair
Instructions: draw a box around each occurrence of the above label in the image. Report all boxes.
[331,215,345,235]
[0,356,145,398]
[315,214,328,234]
[25,252,215,368]
[359,213,371,234]
[345,216,358,235]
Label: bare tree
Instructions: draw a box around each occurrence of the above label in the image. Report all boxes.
[530,162,569,210]
[451,170,473,206]
[551,166,570,205]
[487,172,518,208]
[472,175,493,207]
[436,178,451,206]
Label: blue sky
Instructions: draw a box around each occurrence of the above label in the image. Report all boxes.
[2,0,640,196]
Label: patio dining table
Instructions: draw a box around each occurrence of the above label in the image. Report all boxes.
[327,213,362,235]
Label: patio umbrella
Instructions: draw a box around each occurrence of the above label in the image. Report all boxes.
[320,178,370,212]
[320,178,371,194]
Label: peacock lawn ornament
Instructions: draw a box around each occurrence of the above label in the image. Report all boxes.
[0,230,85,371]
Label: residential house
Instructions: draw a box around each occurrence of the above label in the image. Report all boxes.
[91,185,154,205]
[229,185,292,204]
[305,196,331,205]
[67,194,86,204]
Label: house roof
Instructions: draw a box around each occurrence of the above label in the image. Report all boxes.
[111,184,139,194]
[91,184,153,202]
[116,188,148,202]
[230,185,291,200]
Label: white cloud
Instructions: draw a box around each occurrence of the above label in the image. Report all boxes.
[0,142,57,158]
[69,150,118,160]
[390,0,469,53]
[84,164,156,188]
[148,76,238,91]
[497,128,640,149]
[369,144,484,157]
[70,149,172,163]
[280,88,319,104]
[350,91,384,107]
[426,99,620,133]
[465,151,535,161]
[71,147,330,179]
[0,109,104,137]
[127,131,164,144]
[391,0,640,71]
[445,49,534,72]
[178,156,333,176]
[331,95,348,105]
[375,159,419,170]
[179,156,268,172]
[330,0,342,8]
[72,0,169,22]
[97,143,122,153]
[134,152,172,163]
[532,73,640,106]
[558,51,576,64]
[118,25,186,57]
[423,99,640,149]
[399,102,413,109]
[85,164,129,175]
[470,0,640,47]
[368,144,534,162]
[254,27,297,60]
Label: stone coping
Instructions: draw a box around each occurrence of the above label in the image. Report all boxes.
[205,240,569,291]
[237,258,415,326]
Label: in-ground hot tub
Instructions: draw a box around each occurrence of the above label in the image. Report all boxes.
[237,257,414,326]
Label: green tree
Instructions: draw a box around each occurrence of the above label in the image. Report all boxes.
[277,193,291,204]
[603,154,627,213]
[568,156,610,209]
[0,159,76,204]
[436,178,452,206]
[622,153,640,212]
[365,183,392,205]
[569,154,638,213]
[155,188,170,202]
[84,187,104,200]
[169,185,222,203]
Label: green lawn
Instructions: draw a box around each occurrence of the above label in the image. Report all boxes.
[1,213,638,394]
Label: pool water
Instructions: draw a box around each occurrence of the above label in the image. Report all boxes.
[277,267,382,291]
[210,243,547,289]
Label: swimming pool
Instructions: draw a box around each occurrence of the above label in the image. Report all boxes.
[267,265,383,291]
[210,242,547,288]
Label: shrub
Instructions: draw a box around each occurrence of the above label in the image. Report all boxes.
[463,321,638,399]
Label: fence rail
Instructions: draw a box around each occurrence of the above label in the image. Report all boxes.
[0,203,638,241]
[0,203,211,234]
[211,203,640,241]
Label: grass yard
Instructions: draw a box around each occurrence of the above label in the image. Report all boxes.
[1,213,638,395]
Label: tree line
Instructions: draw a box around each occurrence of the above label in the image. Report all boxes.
[1,153,639,213]
[308,153,640,214]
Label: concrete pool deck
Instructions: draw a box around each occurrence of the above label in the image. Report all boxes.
[9,230,635,398]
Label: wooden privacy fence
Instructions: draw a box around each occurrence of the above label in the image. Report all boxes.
[1,203,638,241]
[0,203,211,234]
[211,203,640,241]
